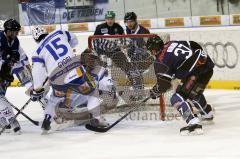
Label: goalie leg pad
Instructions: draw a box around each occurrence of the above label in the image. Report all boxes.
[44,91,64,121]
[55,91,99,121]
[87,94,101,118]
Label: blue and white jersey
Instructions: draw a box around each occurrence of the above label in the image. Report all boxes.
[32,30,78,89]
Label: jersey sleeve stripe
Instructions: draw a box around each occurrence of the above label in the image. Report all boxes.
[189,50,201,72]
[32,57,45,65]
[158,73,173,79]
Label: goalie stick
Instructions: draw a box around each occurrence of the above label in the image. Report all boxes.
[0,98,32,135]
[85,96,150,133]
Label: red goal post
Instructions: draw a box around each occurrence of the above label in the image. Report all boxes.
[88,34,171,120]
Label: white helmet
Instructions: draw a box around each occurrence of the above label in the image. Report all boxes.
[32,25,48,42]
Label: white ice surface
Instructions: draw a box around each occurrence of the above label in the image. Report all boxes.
[0,87,240,159]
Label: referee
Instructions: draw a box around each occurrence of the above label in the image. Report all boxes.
[94,11,124,35]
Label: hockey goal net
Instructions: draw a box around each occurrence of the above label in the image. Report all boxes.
[88,33,175,120]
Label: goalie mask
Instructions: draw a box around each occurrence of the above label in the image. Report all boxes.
[146,36,164,54]
[32,25,48,42]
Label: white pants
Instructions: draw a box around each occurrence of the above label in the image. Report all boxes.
[0,96,15,126]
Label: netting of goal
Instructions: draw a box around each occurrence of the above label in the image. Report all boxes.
[88,33,177,121]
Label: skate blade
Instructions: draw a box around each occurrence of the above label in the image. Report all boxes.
[200,119,215,125]
[4,129,12,133]
[180,128,203,136]
[14,130,22,135]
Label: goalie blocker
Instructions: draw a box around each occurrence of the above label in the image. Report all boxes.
[147,36,215,135]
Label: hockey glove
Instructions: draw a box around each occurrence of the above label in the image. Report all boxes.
[9,51,20,64]
[30,88,44,101]
[150,84,162,99]
[2,50,20,66]
[0,62,14,82]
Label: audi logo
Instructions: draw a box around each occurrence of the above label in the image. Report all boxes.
[199,42,239,69]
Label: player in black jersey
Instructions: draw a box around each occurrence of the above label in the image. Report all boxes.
[146,36,214,135]
[94,11,124,35]
[0,19,32,134]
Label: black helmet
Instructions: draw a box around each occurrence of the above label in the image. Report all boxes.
[124,12,137,21]
[146,36,164,51]
[4,19,21,32]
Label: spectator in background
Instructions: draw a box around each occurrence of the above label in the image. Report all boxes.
[124,12,150,34]
[94,11,124,35]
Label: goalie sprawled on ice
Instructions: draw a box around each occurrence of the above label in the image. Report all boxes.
[30,26,111,133]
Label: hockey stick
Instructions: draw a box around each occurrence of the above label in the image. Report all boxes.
[10,102,39,126]
[85,96,150,133]
[0,98,32,135]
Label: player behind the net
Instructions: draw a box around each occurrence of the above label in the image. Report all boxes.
[146,36,214,135]
[123,12,153,101]
[30,26,109,133]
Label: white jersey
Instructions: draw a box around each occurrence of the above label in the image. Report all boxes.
[32,30,78,90]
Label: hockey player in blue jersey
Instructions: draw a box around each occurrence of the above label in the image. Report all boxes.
[124,12,150,34]
[30,26,109,133]
[122,12,152,101]
[0,19,32,134]
[146,36,214,135]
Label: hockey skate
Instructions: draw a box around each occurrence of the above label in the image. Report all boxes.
[199,104,214,124]
[9,118,21,135]
[201,112,214,121]
[180,117,203,136]
[0,124,12,133]
[41,114,51,135]
[5,125,12,133]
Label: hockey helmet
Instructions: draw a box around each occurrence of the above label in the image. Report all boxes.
[105,11,116,19]
[3,19,21,32]
[124,12,137,22]
[32,25,48,42]
[146,35,164,52]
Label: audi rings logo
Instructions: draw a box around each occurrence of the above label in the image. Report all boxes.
[199,42,239,69]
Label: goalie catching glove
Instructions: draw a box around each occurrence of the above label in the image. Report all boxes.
[30,88,45,101]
